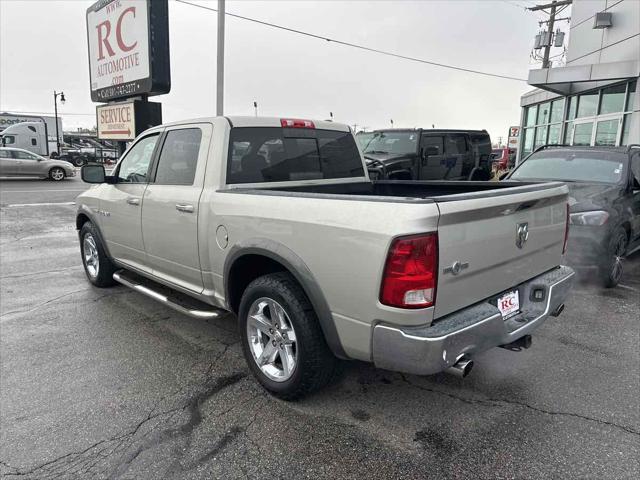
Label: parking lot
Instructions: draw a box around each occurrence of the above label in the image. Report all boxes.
[1,177,638,479]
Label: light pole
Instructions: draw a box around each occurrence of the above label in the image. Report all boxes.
[254,101,258,117]
[216,0,225,116]
[390,119,394,128]
[53,90,65,156]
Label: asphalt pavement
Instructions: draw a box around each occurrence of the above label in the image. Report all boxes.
[1,178,639,479]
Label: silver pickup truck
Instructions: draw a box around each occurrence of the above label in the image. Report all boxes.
[77,116,575,399]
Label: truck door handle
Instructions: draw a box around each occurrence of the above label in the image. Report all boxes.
[175,204,194,213]
[126,197,140,206]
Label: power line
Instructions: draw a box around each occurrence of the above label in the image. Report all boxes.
[1,110,95,116]
[175,0,527,82]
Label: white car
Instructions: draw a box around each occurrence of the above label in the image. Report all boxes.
[0,147,75,181]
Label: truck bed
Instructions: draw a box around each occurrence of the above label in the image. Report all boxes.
[226,180,561,203]
[222,178,569,320]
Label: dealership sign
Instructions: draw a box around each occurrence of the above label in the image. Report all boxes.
[96,100,162,140]
[86,0,170,102]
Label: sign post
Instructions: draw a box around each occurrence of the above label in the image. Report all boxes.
[86,0,170,154]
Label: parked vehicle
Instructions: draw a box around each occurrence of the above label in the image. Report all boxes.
[0,113,62,157]
[0,122,56,158]
[77,116,574,398]
[507,145,640,287]
[0,147,75,181]
[490,147,516,170]
[363,128,492,181]
[61,135,119,166]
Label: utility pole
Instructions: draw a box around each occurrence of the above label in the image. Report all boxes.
[253,101,258,117]
[528,0,572,68]
[216,0,225,116]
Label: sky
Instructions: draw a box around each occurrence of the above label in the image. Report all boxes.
[0,0,571,143]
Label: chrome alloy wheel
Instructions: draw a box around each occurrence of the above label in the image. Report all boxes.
[83,234,99,278]
[247,297,298,382]
[51,168,65,181]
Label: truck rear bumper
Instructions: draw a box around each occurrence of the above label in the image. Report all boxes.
[372,266,575,376]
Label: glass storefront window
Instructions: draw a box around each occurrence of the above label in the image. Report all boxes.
[537,102,551,124]
[550,99,564,123]
[599,84,626,115]
[564,122,574,144]
[621,114,631,146]
[573,123,593,146]
[548,124,561,145]
[627,80,637,111]
[567,97,577,120]
[594,119,619,146]
[577,93,598,118]
[523,127,534,154]
[525,105,538,127]
[535,126,548,148]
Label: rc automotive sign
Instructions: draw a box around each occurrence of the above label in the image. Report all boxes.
[86,0,170,102]
[97,102,136,140]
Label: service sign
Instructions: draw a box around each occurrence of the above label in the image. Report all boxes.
[87,0,170,102]
[97,101,136,140]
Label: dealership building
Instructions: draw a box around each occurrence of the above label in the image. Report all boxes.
[519,0,639,160]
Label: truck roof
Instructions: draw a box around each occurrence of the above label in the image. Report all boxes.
[373,128,489,134]
[149,116,351,133]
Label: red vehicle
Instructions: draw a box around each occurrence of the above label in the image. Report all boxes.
[490,147,516,170]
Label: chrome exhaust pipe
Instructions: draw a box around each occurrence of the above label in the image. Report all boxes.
[446,357,474,378]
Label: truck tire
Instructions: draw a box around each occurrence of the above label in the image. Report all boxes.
[74,156,87,167]
[79,222,117,288]
[600,227,627,288]
[49,167,66,181]
[238,272,338,400]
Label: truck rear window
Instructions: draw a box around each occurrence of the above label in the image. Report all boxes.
[227,127,365,184]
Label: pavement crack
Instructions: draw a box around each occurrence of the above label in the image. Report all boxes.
[0,288,91,319]
[400,375,640,437]
[1,405,182,478]
[107,372,247,479]
[0,266,80,280]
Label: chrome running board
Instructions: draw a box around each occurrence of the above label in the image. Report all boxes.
[113,270,224,319]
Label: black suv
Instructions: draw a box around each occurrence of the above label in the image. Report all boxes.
[507,145,640,287]
[360,129,492,181]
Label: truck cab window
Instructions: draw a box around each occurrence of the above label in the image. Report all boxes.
[31,138,37,146]
[227,127,363,184]
[3,135,15,145]
[154,128,202,185]
[421,136,444,155]
[445,135,468,154]
[116,134,159,183]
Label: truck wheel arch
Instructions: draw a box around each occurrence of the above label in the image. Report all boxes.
[76,209,114,261]
[224,241,347,359]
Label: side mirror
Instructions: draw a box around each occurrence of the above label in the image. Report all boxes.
[81,164,106,183]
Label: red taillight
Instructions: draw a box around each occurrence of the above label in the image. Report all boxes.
[280,118,315,129]
[380,233,438,309]
[563,203,570,254]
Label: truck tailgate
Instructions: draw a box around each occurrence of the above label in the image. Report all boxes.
[434,183,568,319]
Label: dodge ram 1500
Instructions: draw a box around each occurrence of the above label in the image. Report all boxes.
[77,116,575,399]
